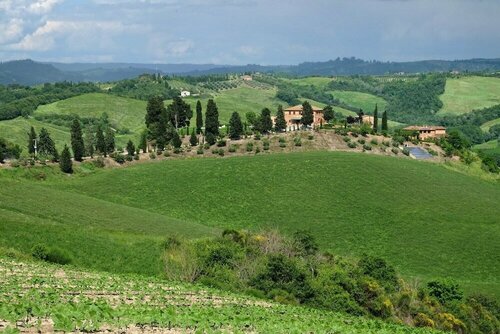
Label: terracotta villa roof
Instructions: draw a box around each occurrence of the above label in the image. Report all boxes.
[404,125,446,131]
[284,104,323,112]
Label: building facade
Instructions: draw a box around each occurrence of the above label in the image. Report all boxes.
[282,104,325,130]
[403,126,446,140]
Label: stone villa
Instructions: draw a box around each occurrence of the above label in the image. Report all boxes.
[282,104,325,130]
[403,125,446,140]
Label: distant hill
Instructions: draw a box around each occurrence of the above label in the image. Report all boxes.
[2,58,500,85]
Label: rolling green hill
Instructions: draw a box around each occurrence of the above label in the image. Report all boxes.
[329,90,388,114]
[439,76,500,115]
[9,151,493,298]
[481,117,500,131]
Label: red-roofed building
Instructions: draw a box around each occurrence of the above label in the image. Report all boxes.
[282,104,325,130]
[403,125,446,140]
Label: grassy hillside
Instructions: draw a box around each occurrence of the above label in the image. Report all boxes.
[481,117,500,131]
[282,76,333,88]
[0,170,216,275]
[329,90,388,114]
[0,117,70,151]
[439,76,500,115]
[0,258,441,334]
[36,151,500,297]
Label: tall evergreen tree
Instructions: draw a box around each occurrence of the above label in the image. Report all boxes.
[373,104,378,133]
[145,96,166,142]
[95,125,107,156]
[323,105,335,123]
[139,129,148,153]
[126,140,135,156]
[205,99,219,145]
[105,127,115,154]
[70,118,85,161]
[195,100,203,134]
[189,130,198,146]
[167,96,192,129]
[27,126,37,156]
[228,112,243,139]
[59,145,73,173]
[274,105,287,132]
[38,127,58,161]
[172,130,182,149]
[259,108,273,133]
[381,110,388,132]
[301,101,313,128]
[84,126,95,158]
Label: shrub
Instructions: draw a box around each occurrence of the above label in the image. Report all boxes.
[391,148,399,155]
[363,144,372,151]
[218,149,225,156]
[149,152,157,159]
[254,132,261,140]
[308,134,314,140]
[134,153,140,160]
[358,254,398,291]
[246,142,254,152]
[111,152,125,164]
[343,136,351,143]
[370,138,378,145]
[125,155,133,161]
[427,280,463,305]
[279,142,286,148]
[347,142,357,148]
[173,147,182,154]
[216,139,227,147]
[205,132,216,146]
[93,156,105,168]
[382,141,390,147]
[31,244,71,265]
[203,143,210,150]
[358,138,366,145]
[278,137,286,143]
[196,147,204,155]
[31,244,49,261]
[415,313,435,328]
[294,137,302,147]
[263,142,270,151]
[228,145,237,153]
[255,147,261,154]
[427,148,438,156]
[402,148,410,156]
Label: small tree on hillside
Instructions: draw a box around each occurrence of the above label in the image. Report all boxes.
[167,96,192,129]
[27,126,37,157]
[373,104,378,133]
[381,110,388,132]
[145,96,166,142]
[246,111,258,128]
[301,101,313,128]
[96,125,106,157]
[139,129,148,153]
[189,131,198,146]
[259,108,273,133]
[229,112,243,139]
[172,130,182,149]
[126,140,135,156]
[38,127,58,161]
[195,100,203,134]
[105,127,115,154]
[59,145,73,173]
[274,105,287,132]
[323,105,334,123]
[70,118,85,161]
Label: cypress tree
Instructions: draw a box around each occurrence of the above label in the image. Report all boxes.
[205,99,219,145]
[126,140,135,156]
[229,112,243,139]
[38,127,58,161]
[373,104,378,133]
[59,145,73,173]
[323,105,335,123]
[105,127,115,154]
[172,130,182,149]
[196,100,203,134]
[274,105,287,132]
[259,108,273,133]
[139,129,148,153]
[27,126,37,156]
[381,110,388,132]
[96,125,106,157]
[301,101,313,128]
[70,118,85,161]
[189,131,198,146]
[145,96,166,142]
[84,126,95,158]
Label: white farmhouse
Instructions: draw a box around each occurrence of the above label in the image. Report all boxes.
[180,90,191,97]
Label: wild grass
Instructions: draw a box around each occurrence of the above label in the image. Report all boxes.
[329,89,388,114]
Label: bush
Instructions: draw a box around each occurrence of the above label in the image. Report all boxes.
[402,148,410,156]
[370,138,378,145]
[263,142,270,151]
[203,143,210,150]
[254,132,261,140]
[347,142,357,148]
[246,142,254,152]
[358,138,366,145]
[173,147,182,154]
[149,152,156,159]
[278,137,286,143]
[228,144,237,153]
[363,144,372,151]
[343,136,351,143]
[134,153,140,160]
[196,147,204,155]
[125,155,133,161]
[205,132,216,145]
[255,147,261,154]
[31,244,49,261]
[93,156,105,168]
[391,148,399,155]
[358,254,398,291]
[217,139,227,147]
[31,244,72,265]
[279,142,286,148]
[308,134,314,140]
[294,137,302,147]
[110,152,125,164]
[427,280,463,305]
[382,141,390,147]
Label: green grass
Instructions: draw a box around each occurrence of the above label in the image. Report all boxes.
[282,76,334,88]
[0,171,216,275]
[329,90,388,114]
[481,117,500,131]
[439,76,500,115]
[0,258,441,334]
[301,98,357,117]
[474,139,500,151]
[31,151,500,298]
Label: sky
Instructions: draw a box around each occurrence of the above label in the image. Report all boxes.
[0,0,499,65]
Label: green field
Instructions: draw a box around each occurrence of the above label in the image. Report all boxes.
[282,76,333,88]
[0,258,440,334]
[481,117,500,131]
[329,90,388,114]
[1,152,495,297]
[439,76,500,115]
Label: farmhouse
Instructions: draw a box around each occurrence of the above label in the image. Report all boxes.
[241,75,253,81]
[361,115,374,126]
[180,90,191,97]
[283,104,325,130]
[403,125,446,140]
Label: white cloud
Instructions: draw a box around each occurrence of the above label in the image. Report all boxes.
[0,18,24,44]
[28,0,63,14]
